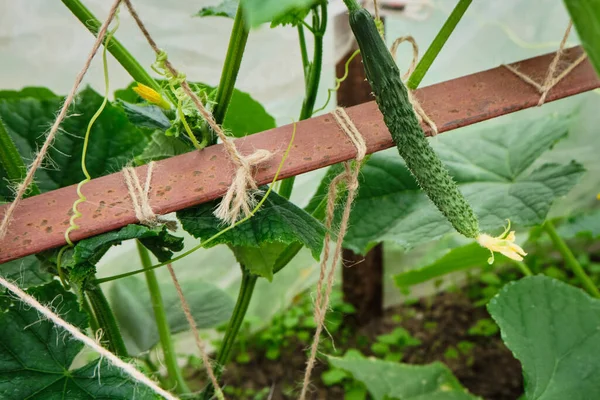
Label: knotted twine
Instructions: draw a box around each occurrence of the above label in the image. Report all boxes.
[0,0,122,241]
[122,162,177,231]
[122,164,224,398]
[299,108,366,400]
[503,21,588,106]
[122,0,272,226]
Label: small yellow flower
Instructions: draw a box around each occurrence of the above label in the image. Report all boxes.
[477,220,527,264]
[597,193,600,200]
[133,83,171,110]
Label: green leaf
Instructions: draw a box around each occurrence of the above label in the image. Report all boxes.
[394,242,507,289]
[0,255,52,289]
[557,208,600,239]
[0,86,150,198]
[0,87,57,100]
[197,0,239,18]
[109,275,235,355]
[335,115,585,254]
[0,281,156,399]
[117,100,171,130]
[328,351,480,400]
[240,0,318,28]
[488,275,600,400]
[562,0,600,77]
[178,189,326,280]
[135,130,192,164]
[42,225,183,290]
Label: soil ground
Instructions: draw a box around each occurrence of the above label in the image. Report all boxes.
[188,289,524,400]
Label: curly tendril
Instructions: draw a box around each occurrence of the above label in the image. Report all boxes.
[55,10,121,289]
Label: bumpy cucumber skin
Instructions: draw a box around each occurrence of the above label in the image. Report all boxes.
[349,8,479,238]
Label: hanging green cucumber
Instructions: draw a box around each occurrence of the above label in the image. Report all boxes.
[347,6,479,239]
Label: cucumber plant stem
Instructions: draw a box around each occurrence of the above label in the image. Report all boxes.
[202,269,257,399]
[85,285,129,357]
[60,0,177,105]
[544,220,600,298]
[406,0,472,90]
[298,25,310,81]
[136,241,190,394]
[212,3,249,127]
[279,2,327,199]
[0,117,40,197]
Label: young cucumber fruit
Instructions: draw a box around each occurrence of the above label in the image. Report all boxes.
[348,8,480,238]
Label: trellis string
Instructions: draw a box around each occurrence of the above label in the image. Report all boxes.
[0,275,179,400]
[122,0,272,225]
[503,21,588,106]
[0,0,122,240]
[299,107,366,400]
[166,264,224,400]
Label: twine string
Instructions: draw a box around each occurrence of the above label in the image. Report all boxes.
[0,275,179,400]
[299,108,366,400]
[0,0,122,240]
[503,21,587,106]
[122,0,272,225]
[166,264,224,400]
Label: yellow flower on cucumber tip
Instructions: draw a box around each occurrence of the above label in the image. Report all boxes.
[476,220,527,264]
[133,83,171,110]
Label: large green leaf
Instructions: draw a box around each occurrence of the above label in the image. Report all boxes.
[0,281,156,399]
[178,189,326,280]
[197,0,239,18]
[42,225,183,292]
[0,255,52,289]
[334,115,584,254]
[240,0,317,27]
[328,351,479,400]
[117,101,171,130]
[563,0,600,77]
[0,86,150,198]
[488,275,600,400]
[109,275,234,355]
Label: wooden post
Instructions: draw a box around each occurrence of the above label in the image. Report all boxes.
[336,13,384,326]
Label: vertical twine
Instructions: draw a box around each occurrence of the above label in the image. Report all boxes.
[503,21,587,106]
[0,0,122,240]
[166,264,224,400]
[299,108,366,400]
[122,0,272,225]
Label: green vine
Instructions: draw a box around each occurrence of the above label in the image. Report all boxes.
[212,3,250,127]
[85,285,129,357]
[278,1,328,200]
[137,241,190,394]
[202,269,258,399]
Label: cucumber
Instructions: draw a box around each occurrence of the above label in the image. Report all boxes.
[348,8,480,238]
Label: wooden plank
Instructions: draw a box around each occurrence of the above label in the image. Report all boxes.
[1,46,598,264]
